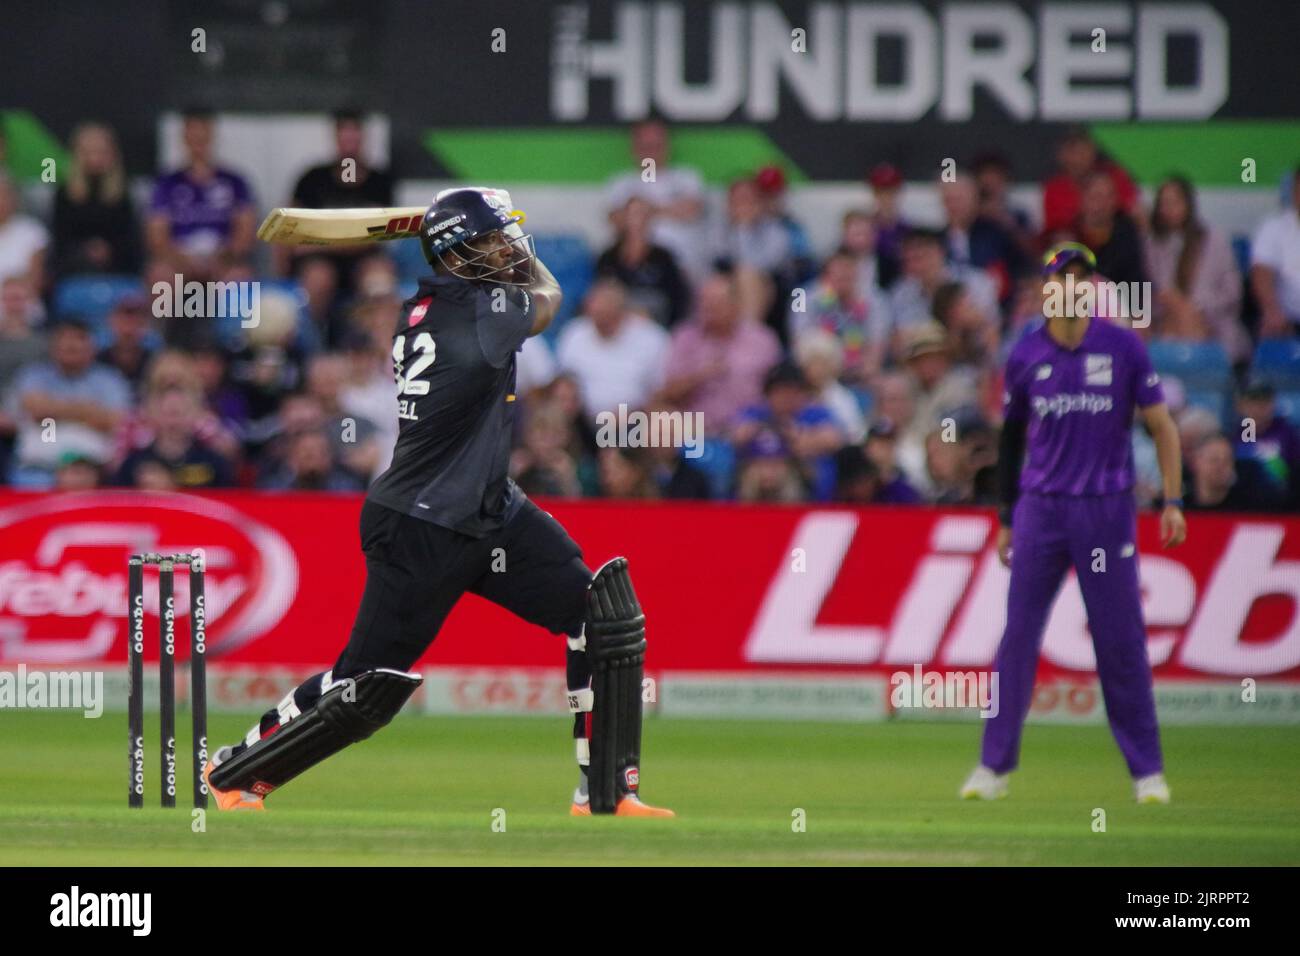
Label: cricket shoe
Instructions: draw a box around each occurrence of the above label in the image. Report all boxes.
[203,748,265,811]
[570,792,675,818]
[959,765,1009,800]
[1134,773,1171,805]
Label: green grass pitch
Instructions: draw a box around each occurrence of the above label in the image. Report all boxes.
[1,711,1297,866]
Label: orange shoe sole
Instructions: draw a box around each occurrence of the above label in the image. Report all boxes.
[204,761,266,811]
[570,797,675,818]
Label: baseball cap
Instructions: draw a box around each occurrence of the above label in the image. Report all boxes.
[754,165,787,196]
[868,163,903,190]
[1042,241,1097,277]
[901,321,950,361]
[1239,374,1276,399]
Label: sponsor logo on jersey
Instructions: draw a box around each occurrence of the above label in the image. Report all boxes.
[1031,392,1114,418]
[1035,364,1052,380]
[1085,353,1113,386]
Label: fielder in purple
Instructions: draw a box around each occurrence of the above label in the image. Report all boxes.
[966,242,1188,803]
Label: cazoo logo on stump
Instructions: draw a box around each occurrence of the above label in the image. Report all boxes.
[0,493,297,664]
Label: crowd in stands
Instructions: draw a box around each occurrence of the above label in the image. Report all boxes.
[1,111,1298,512]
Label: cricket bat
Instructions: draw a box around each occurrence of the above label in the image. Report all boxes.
[256,206,428,245]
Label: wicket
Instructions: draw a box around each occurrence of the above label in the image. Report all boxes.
[127,552,208,809]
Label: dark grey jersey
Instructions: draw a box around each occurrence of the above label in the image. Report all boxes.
[366,274,533,537]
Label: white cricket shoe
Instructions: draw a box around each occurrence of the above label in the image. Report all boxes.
[959,765,1008,800]
[1134,773,1171,805]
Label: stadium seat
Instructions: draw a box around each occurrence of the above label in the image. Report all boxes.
[1251,339,1300,389]
[52,274,144,332]
[692,440,736,500]
[1183,388,1228,423]
[1147,340,1231,391]
[1275,391,1300,424]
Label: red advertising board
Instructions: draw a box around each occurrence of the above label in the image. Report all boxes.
[0,490,1295,681]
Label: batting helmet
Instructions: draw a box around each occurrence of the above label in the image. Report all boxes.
[418,188,534,286]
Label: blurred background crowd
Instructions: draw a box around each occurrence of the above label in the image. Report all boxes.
[1,112,1298,512]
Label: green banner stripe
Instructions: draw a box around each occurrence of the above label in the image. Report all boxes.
[424,126,805,185]
[0,110,69,181]
[1092,121,1300,188]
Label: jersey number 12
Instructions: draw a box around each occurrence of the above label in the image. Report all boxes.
[393,333,436,396]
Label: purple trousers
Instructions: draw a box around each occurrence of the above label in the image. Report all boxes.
[981,491,1163,778]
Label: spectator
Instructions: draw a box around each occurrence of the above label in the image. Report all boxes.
[790,249,889,384]
[1041,126,1140,236]
[291,111,393,209]
[597,445,659,499]
[872,370,927,490]
[113,385,235,488]
[754,164,817,285]
[922,412,998,505]
[972,151,1036,256]
[658,272,781,435]
[605,119,706,278]
[862,418,922,503]
[1233,376,1300,506]
[0,278,47,478]
[0,170,49,287]
[867,163,909,287]
[735,429,807,503]
[940,173,1026,304]
[285,111,394,290]
[190,339,250,458]
[1145,176,1246,360]
[0,276,46,392]
[1071,170,1147,287]
[556,278,670,419]
[304,353,383,484]
[51,121,141,277]
[712,176,792,272]
[146,110,255,279]
[833,418,921,505]
[3,315,130,486]
[932,280,998,368]
[594,197,690,328]
[793,330,867,443]
[513,401,584,498]
[644,434,711,500]
[839,209,887,298]
[732,361,845,500]
[258,426,364,491]
[54,452,102,491]
[97,293,158,395]
[889,228,998,340]
[1185,432,1284,511]
[546,372,601,470]
[898,321,980,461]
[1250,165,1300,337]
[295,254,348,351]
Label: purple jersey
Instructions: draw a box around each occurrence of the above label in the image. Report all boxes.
[150,168,253,256]
[1003,319,1163,496]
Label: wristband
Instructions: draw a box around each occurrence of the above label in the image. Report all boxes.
[1163,498,1184,510]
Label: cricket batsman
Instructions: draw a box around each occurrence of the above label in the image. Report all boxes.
[206,187,673,817]
[960,242,1187,805]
